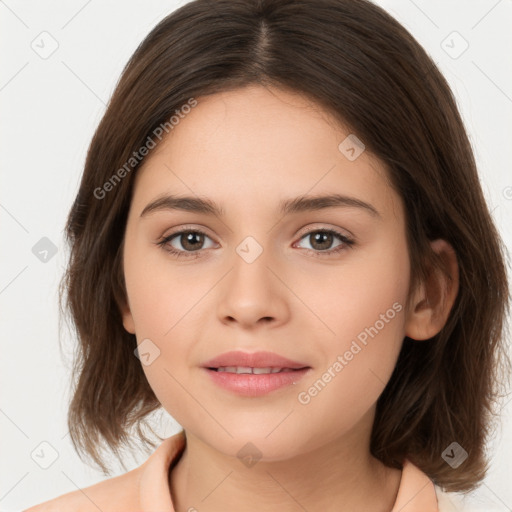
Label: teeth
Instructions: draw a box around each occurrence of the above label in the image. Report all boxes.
[216,366,294,374]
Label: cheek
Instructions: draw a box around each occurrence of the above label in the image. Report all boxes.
[123,239,210,422]
[295,240,409,423]
[123,236,204,336]
[139,357,205,437]
[291,234,409,349]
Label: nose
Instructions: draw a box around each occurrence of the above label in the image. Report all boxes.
[216,241,291,330]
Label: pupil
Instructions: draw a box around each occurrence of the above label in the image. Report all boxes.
[183,232,203,250]
[312,232,332,250]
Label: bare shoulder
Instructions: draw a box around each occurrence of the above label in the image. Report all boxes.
[23,466,141,512]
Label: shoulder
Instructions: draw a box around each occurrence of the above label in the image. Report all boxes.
[23,431,186,512]
[435,486,504,512]
[22,465,142,512]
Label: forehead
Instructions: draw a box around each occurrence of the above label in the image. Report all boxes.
[130,85,402,223]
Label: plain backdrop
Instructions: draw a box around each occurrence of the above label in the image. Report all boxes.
[1,0,511,510]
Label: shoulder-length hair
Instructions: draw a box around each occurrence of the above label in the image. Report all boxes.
[59,0,510,492]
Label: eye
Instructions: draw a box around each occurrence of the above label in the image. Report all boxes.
[157,228,216,258]
[294,228,354,256]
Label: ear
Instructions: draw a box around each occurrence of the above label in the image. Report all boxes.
[120,299,136,334]
[404,239,459,341]
[114,239,136,335]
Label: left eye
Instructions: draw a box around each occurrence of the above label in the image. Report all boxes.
[294,229,353,253]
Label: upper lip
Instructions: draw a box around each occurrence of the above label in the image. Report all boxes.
[202,351,310,369]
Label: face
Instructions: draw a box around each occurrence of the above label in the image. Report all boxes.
[121,84,412,461]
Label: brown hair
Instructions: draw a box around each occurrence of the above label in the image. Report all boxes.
[59,0,511,492]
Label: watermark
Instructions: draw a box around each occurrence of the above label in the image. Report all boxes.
[31,236,58,263]
[134,338,161,366]
[297,301,403,405]
[441,442,468,468]
[30,441,59,469]
[93,97,198,200]
[440,31,469,60]
[31,31,59,60]
[237,441,263,468]
[236,236,264,263]
[503,186,512,201]
[338,134,365,161]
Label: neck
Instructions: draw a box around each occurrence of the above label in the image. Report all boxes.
[169,427,402,512]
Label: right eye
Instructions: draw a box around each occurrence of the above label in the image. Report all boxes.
[157,229,217,258]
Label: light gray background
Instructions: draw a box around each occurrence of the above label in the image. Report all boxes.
[1,0,511,510]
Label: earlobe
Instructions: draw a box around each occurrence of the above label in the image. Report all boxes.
[404,239,459,341]
[121,303,136,334]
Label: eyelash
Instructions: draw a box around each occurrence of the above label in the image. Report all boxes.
[156,226,355,260]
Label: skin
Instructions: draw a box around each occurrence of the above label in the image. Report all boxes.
[120,84,459,512]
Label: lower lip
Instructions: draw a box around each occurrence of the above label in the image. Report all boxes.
[202,368,311,396]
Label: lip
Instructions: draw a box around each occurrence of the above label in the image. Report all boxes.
[201,351,311,397]
[201,350,309,370]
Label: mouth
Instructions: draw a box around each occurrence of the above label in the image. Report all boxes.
[202,363,311,396]
[201,350,311,396]
[201,350,309,371]
[208,366,308,374]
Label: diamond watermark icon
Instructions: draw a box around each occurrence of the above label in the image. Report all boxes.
[134,338,161,366]
[31,31,59,59]
[338,134,365,161]
[441,442,468,469]
[236,236,263,264]
[441,31,469,60]
[30,441,59,469]
[237,442,263,468]
[32,237,58,263]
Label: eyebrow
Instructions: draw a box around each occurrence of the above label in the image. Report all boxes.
[140,193,381,219]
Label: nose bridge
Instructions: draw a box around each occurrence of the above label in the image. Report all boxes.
[230,234,275,297]
[217,233,289,326]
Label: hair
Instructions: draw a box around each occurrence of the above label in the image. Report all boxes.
[59,0,511,492]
